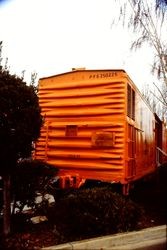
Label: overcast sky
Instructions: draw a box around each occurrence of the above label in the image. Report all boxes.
[0,0,157,89]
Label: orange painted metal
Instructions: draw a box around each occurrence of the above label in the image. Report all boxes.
[162,122,167,162]
[34,69,163,188]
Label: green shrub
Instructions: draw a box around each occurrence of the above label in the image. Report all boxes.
[47,187,143,241]
[12,159,58,214]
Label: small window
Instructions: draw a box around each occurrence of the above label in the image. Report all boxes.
[132,89,135,120]
[127,84,135,120]
[127,84,131,118]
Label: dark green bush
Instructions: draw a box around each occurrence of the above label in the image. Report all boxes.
[11,159,58,213]
[0,69,42,174]
[47,187,144,241]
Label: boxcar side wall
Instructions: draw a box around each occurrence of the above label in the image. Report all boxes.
[162,122,167,163]
[35,70,127,186]
[155,116,167,165]
[125,79,156,182]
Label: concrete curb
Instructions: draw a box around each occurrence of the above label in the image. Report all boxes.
[42,225,167,250]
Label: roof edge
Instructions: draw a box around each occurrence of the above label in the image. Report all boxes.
[39,68,126,80]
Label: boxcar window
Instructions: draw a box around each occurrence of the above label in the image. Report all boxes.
[127,84,135,120]
[127,84,131,118]
[132,89,135,120]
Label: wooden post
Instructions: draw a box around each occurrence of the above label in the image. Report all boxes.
[3,174,11,236]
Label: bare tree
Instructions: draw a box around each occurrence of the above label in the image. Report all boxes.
[30,71,38,86]
[142,83,162,116]
[156,0,167,13]
[114,0,167,118]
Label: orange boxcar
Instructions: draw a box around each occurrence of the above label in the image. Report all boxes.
[155,114,167,165]
[34,69,166,194]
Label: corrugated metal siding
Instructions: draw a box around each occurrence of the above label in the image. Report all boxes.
[35,70,126,183]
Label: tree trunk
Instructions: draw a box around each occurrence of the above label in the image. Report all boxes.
[3,174,11,236]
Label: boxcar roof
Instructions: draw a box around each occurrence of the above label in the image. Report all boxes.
[39,68,126,80]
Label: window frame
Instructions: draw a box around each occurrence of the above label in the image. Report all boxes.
[127,83,135,120]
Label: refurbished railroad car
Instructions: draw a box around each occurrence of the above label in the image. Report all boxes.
[34,69,166,194]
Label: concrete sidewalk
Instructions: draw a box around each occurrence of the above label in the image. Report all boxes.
[43,225,166,250]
